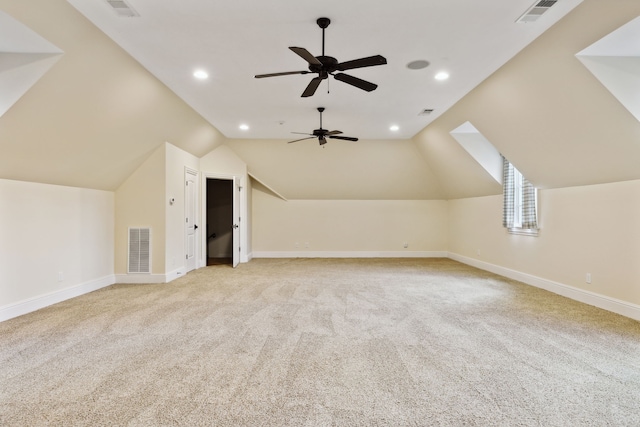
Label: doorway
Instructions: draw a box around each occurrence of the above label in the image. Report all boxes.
[205,178,234,266]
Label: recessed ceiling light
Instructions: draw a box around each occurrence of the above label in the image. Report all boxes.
[239,124,249,131]
[193,69,209,79]
[435,71,449,81]
[390,125,400,132]
[406,60,430,70]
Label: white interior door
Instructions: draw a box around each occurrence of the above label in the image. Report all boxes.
[232,176,240,268]
[185,169,198,272]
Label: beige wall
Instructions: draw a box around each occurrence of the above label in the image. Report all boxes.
[200,144,246,177]
[448,180,640,305]
[114,145,166,275]
[252,187,448,254]
[0,179,113,309]
[225,138,444,200]
[114,142,201,277]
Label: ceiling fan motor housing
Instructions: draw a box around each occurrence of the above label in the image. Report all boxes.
[309,56,339,78]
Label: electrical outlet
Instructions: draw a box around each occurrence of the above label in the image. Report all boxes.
[403,242,408,248]
[304,242,309,248]
[295,242,299,249]
[477,249,481,256]
[58,271,64,282]
[586,273,591,284]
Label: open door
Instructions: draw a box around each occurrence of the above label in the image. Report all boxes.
[232,176,241,268]
[204,176,240,268]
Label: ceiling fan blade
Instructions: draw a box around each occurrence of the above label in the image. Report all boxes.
[326,130,343,136]
[255,70,309,78]
[328,135,359,142]
[291,132,314,136]
[290,47,322,66]
[301,77,323,97]
[334,73,378,92]
[287,136,316,144]
[336,55,387,71]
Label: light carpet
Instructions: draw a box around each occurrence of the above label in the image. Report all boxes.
[1,258,639,426]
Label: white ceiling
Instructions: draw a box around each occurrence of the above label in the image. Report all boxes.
[66,0,583,141]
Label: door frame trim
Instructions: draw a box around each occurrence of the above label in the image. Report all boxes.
[200,173,245,268]
[184,167,199,273]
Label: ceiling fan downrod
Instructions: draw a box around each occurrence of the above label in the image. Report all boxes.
[317,17,330,56]
[318,107,324,129]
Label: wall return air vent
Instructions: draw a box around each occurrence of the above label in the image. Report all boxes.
[517,0,557,23]
[128,228,151,273]
[106,0,140,17]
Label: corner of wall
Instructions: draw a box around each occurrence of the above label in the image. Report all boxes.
[114,145,167,275]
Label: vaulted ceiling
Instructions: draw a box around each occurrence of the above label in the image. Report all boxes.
[64,0,582,141]
[1,0,640,200]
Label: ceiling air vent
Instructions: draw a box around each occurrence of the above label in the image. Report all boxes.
[106,0,140,17]
[419,109,434,116]
[516,0,557,23]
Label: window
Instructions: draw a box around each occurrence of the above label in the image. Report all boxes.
[502,156,538,235]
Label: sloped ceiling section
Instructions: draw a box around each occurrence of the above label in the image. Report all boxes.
[414,0,640,196]
[225,138,444,200]
[412,123,503,200]
[0,0,225,191]
[0,11,63,119]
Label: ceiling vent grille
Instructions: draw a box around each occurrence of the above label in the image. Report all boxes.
[419,109,434,116]
[106,0,140,17]
[128,228,151,273]
[516,0,557,23]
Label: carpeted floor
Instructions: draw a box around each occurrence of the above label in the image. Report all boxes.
[1,258,639,426]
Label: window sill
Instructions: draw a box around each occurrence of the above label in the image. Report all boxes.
[508,227,539,237]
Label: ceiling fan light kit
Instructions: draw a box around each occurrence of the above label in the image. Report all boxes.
[255,17,387,98]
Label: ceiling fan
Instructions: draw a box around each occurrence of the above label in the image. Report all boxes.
[288,107,358,146]
[255,17,387,97]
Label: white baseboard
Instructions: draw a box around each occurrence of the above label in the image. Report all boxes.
[8,254,636,323]
[115,274,166,284]
[448,252,640,321]
[115,268,185,284]
[0,275,115,322]
[166,268,187,282]
[252,251,448,258]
